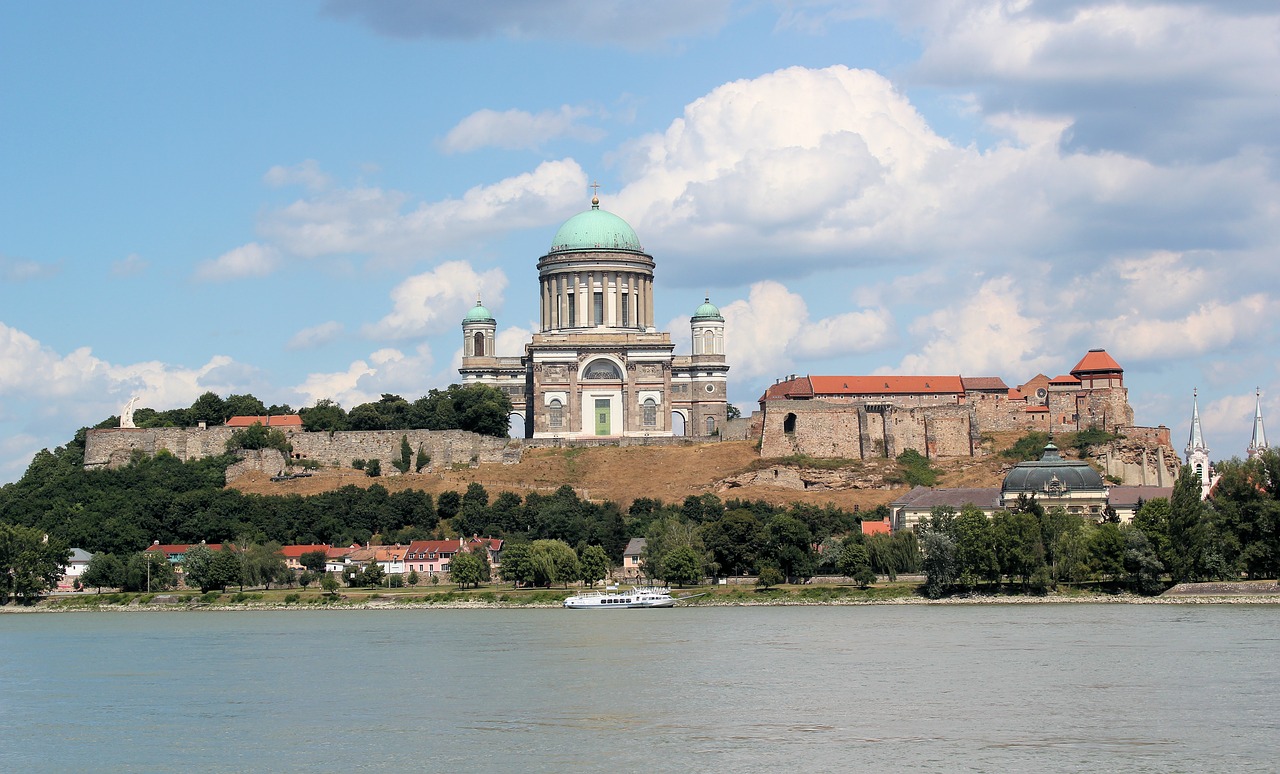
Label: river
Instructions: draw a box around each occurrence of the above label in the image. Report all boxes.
[3,604,1278,772]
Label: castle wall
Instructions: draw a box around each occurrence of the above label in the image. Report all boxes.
[85,427,521,474]
[759,401,975,460]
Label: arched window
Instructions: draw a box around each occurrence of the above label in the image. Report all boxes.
[583,359,622,380]
[671,412,687,436]
[706,416,716,435]
[642,398,657,427]
[473,331,485,357]
[702,330,715,354]
[783,413,797,434]
[549,399,563,428]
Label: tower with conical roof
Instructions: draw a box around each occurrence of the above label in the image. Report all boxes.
[461,190,729,440]
[1247,388,1268,459]
[1185,389,1217,499]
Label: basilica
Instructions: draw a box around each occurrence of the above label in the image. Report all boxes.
[459,195,729,440]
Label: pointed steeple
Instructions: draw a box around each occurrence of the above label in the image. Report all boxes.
[1186,388,1208,457]
[1247,388,1268,459]
[1186,388,1216,500]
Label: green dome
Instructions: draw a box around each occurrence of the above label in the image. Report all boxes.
[550,198,642,253]
[692,297,724,322]
[1001,443,1106,493]
[463,300,495,324]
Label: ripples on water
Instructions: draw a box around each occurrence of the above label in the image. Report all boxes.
[3,605,1279,772]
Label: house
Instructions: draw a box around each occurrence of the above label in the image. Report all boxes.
[279,544,331,572]
[59,548,94,590]
[403,537,504,578]
[144,541,224,565]
[622,538,646,579]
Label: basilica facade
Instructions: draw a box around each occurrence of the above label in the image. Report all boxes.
[459,196,729,440]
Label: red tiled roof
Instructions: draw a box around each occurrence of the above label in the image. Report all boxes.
[405,538,503,559]
[861,520,891,535]
[962,376,1010,392]
[1025,405,1050,413]
[1070,349,1123,375]
[280,544,330,558]
[1049,374,1081,385]
[760,377,814,401]
[145,543,224,556]
[807,375,964,395]
[226,415,303,428]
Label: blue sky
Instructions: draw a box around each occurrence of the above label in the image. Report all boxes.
[2,0,1277,483]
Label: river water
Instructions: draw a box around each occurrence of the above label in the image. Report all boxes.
[3,604,1278,772]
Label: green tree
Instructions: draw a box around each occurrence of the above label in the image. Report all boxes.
[189,391,227,425]
[954,505,1000,589]
[449,550,484,589]
[223,393,268,419]
[361,560,385,587]
[920,529,958,599]
[450,384,513,437]
[225,422,292,455]
[896,448,939,487]
[1000,431,1052,461]
[578,544,610,587]
[837,538,875,588]
[415,445,430,472]
[1168,466,1209,583]
[0,524,70,604]
[81,552,125,592]
[660,545,703,587]
[699,511,764,576]
[499,542,531,586]
[755,565,784,589]
[299,399,348,432]
[406,569,420,586]
[183,544,239,593]
[364,459,382,477]
[762,514,815,582]
[123,551,176,592]
[299,550,328,574]
[993,510,1047,590]
[526,539,578,587]
[393,435,413,474]
[320,572,340,595]
[1124,526,1166,595]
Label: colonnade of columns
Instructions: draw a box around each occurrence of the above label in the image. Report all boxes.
[540,270,654,331]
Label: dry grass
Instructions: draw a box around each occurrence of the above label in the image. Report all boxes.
[231,439,1013,511]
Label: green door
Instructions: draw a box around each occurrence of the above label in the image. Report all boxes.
[594,398,611,436]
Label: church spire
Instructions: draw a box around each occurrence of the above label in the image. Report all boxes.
[1247,388,1268,459]
[1186,388,1207,457]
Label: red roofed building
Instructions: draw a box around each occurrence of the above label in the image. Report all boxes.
[759,349,1145,466]
[402,537,504,578]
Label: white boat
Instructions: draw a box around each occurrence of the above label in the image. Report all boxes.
[562,586,685,609]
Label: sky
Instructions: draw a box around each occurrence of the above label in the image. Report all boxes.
[2,0,1277,484]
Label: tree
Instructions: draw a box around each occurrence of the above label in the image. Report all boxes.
[756,565,784,589]
[415,445,430,473]
[225,423,292,455]
[223,393,268,419]
[0,524,70,604]
[124,551,176,592]
[183,544,239,593]
[81,552,125,592]
[499,542,531,586]
[837,538,875,588]
[578,545,610,587]
[920,530,958,599]
[361,560,385,587]
[393,435,413,474]
[364,459,382,477]
[406,569,420,586]
[726,404,741,420]
[1168,466,1209,583]
[320,572,340,595]
[700,511,764,576]
[660,545,703,587]
[449,550,484,589]
[1124,526,1166,595]
[300,399,348,432]
[762,514,815,582]
[954,505,1000,589]
[189,391,227,425]
[450,384,513,437]
[526,539,578,587]
[299,550,328,574]
[993,510,1047,591]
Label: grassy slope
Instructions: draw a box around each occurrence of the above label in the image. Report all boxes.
[231,440,1015,511]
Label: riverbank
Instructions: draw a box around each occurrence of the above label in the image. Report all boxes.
[7,581,1280,612]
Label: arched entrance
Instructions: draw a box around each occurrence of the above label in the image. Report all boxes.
[508,412,525,439]
[671,410,688,437]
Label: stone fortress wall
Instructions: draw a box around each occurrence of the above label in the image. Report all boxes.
[84,426,521,477]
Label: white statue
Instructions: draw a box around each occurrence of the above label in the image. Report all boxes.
[120,395,139,428]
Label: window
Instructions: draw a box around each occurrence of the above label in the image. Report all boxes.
[621,294,629,327]
[783,413,797,434]
[642,398,657,427]
[594,291,604,326]
[549,399,563,428]
[583,359,622,379]
[473,331,485,357]
[706,416,716,435]
[568,294,575,327]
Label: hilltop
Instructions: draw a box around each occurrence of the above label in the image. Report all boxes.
[229,439,1018,511]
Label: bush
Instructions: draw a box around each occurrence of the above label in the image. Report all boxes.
[756,566,784,589]
[200,591,221,604]
[284,593,301,604]
[365,459,382,477]
[1001,432,1051,461]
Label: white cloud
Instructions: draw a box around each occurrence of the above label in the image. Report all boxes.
[286,321,345,350]
[193,242,281,282]
[263,159,332,191]
[721,280,894,380]
[1,255,59,282]
[364,261,508,340]
[440,105,606,153]
[258,159,587,261]
[895,276,1052,377]
[1097,294,1277,362]
[110,253,148,278]
[291,344,437,408]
